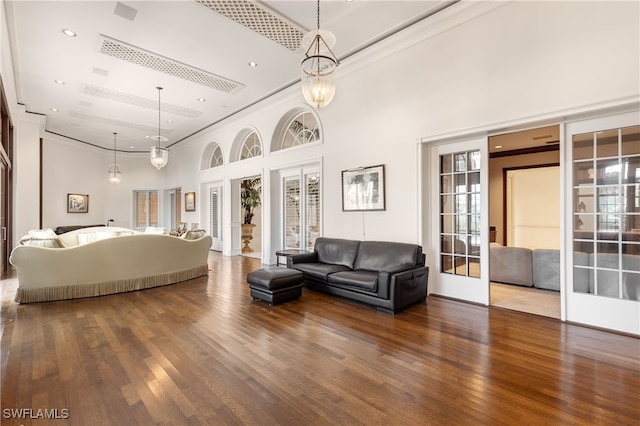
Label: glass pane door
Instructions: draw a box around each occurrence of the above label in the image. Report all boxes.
[566,111,640,335]
[305,173,320,250]
[282,168,322,251]
[440,150,481,278]
[430,138,488,304]
[284,176,301,249]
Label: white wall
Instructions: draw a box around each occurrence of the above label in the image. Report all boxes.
[161,1,638,262]
[40,135,162,232]
[9,1,640,259]
[489,150,560,245]
[507,167,560,250]
[13,111,44,244]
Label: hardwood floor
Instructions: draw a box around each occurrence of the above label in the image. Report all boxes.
[1,251,639,425]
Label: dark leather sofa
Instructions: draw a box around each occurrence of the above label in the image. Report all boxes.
[287,237,429,313]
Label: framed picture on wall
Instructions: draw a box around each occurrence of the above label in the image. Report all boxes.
[185,192,196,212]
[67,193,89,213]
[341,164,386,211]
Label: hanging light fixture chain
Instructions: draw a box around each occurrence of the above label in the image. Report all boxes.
[156,86,162,148]
[316,0,320,31]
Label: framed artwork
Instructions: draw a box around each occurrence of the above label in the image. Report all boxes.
[341,164,385,211]
[67,193,89,213]
[185,192,196,212]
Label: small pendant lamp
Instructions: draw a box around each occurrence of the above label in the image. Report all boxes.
[108,132,122,184]
[150,86,169,169]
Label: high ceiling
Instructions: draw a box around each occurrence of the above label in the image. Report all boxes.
[5,0,455,152]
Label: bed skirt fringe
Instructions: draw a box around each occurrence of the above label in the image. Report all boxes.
[14,264,209,303]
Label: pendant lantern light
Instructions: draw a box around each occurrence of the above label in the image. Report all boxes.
[300,0,339,109]
[150,86,169,169]
[108,132,122,184]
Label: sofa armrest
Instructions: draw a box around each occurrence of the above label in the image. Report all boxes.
[377,264,426,299]
[387,266,429,311]
[286,251,318,267]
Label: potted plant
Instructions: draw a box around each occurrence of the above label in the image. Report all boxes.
[240,177,261,252]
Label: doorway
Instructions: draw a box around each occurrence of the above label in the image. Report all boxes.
[238,175,262,260]
[488,125,561,318]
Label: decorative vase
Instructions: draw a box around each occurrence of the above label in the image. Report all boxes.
[241,223,256,253]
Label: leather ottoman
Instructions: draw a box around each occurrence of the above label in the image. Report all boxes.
[247,267,304,305]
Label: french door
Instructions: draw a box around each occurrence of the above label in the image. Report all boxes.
[282,167,321,251]
[430,138,489,304]
[565,111,639,335]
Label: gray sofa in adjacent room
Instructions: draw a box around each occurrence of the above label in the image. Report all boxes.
[489,244,562,291]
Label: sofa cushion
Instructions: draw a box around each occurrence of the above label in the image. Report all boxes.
[328,270,378,291]
[490,245,533,287]
[182,229,206,240]
[314,237,360,269]
[532,249,560,291]
[77,232,97,246]
[19,236,63,248]
[291,262,351,282]
[354,241,421,271]
[29,228,57,239]
[145,226,167,234]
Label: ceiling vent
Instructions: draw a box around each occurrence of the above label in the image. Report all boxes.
[113,2,138,21]
[196,0,304,51]
[98,35,243,93]
[70,111,171,135]
[82,84,202,118]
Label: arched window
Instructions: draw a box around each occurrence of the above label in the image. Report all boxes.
[239,131,262,160]
[230,128,263,163]
[200,141,224,170]
[210,144,224,167]
[271,108,321,153]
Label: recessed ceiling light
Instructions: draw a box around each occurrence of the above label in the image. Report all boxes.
[197,98,206,102]
[130,146,134,149]
[50,108,59,112]
[61,28,77,37]
[167,119,173,123]
[249,61,258,67]
[54,80,65,85]
[495,145,503,149]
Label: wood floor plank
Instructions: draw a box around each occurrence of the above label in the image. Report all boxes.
[1,251,639,425]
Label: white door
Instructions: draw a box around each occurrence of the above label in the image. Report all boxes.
[430,138,489,304]
[210,186,223,251]
[565,111,640,335]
